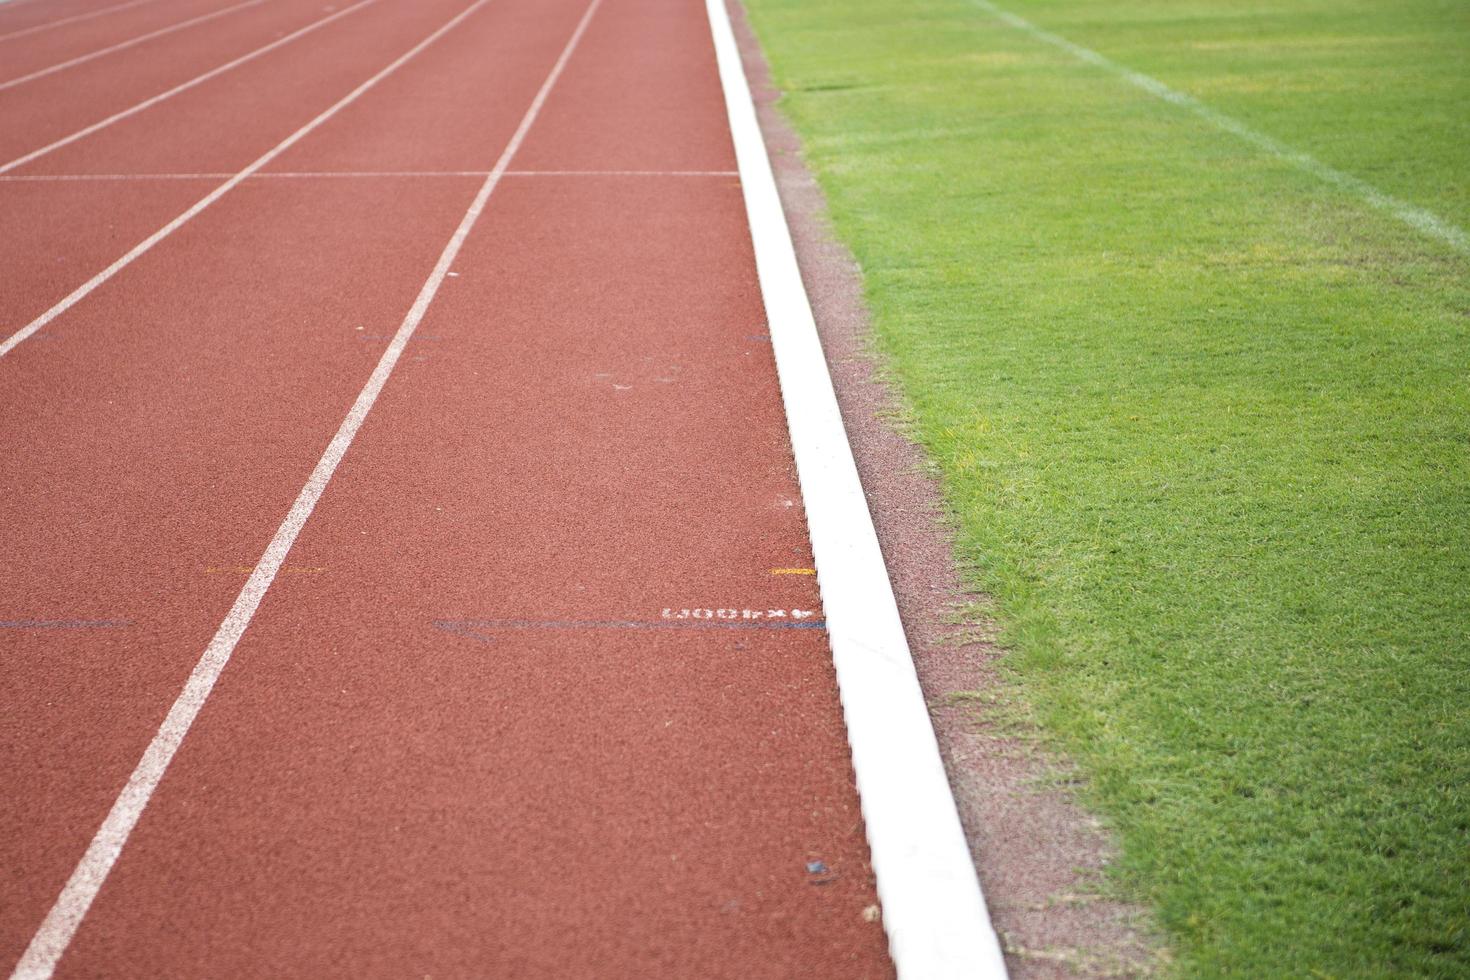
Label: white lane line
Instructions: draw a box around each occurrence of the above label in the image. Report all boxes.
[705,0,1009,978]
[6,1,601,975]
[0,0,379,177]
[0,0,163,43]
[970,0,1470,256]
[0,169,739,180]
[0,171,477,181]
[0,0,267,93]
[0,0,406,362]
[504,169,740,176]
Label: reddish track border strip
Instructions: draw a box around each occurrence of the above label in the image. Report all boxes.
[0,0,267,93]
[6,2,603,976]
[705,0,1009,976]
[0,0,381,177]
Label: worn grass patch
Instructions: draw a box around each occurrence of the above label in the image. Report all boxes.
[742,0,1470,974]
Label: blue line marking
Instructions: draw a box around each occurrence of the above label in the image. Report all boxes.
[433,617,827,644]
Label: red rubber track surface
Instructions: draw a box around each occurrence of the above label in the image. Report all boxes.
[0,0,161,42]
[0,0,388,167]
[0,0,251,81]
[0,0,895,976]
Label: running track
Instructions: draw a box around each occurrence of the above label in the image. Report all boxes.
[0,1,999,976]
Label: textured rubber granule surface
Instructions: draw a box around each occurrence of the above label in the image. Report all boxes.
[2,0,896,976]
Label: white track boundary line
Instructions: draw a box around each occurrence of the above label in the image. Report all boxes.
[971,0,1470,256]
[0,0,162,43]
[705,1,1008,977]
[0,0,380,177]
[6,1,600,976]
[0,0,267,93]
[502,168,739,177]
[0,0,423,361]
[0,169,739,181]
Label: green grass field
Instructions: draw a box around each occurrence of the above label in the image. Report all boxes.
[740,0,1470,974]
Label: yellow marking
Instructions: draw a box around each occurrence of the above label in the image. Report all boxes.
[770,568,817,576]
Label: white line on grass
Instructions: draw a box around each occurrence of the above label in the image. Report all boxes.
[0,0,267,93]
[0,0,163,43]
[6,0,601,975]
[970,0,1470,256]
[0,0,398,361]
[705,0,1009,977]
[0,0,380,177]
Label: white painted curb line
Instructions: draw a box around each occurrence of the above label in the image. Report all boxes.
[704,1,1010,977]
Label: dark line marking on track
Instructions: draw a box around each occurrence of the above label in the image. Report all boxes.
[0,620,130,629]
[433,617,827,644]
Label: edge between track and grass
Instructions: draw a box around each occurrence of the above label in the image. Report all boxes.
[705,1,1009,977]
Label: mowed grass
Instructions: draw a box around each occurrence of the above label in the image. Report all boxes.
[741,0,1470,975]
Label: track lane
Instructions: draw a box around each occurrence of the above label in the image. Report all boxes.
[0,0,164,42]
[0,0,247,85]
[513,0,734,173]
[0,0,385,168]
[54,165,892,980]
[0,0,593,967]
[266,0,591,176]
[0,0,483,347]
[0,3,383,182]
[0,0,267,94]
[0,173,484,975]
[23,0,895,975]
